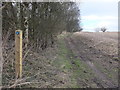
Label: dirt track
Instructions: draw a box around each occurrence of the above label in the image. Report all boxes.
[2,32,119,88]
[65,32,118,88]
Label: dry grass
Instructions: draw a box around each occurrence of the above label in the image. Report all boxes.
[2,33,68,88]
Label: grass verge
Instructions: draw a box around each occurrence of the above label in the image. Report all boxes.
[52,33,96,88]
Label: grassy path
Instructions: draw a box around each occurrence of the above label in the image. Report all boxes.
[53,33,118,88]
[52,34,97,88]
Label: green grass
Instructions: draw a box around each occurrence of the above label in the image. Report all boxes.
[52,34,95,88]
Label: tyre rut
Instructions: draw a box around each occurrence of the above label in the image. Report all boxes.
[65,35,116,88]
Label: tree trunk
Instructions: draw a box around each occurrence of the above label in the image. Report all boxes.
[0,8,3,86]
[23,3,29,48]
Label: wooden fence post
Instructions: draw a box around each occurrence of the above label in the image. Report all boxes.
[15,30,22,78]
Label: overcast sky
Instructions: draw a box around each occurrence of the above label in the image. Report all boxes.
[78,0,119,32]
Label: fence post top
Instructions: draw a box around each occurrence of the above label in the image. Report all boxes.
[16,30,22,32]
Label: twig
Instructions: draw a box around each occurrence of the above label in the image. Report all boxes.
[23,46,33,61]
[9,71,43,86]
[0,3,8,10]
[9,82,40,88]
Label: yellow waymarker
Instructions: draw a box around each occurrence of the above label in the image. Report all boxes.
[15,30,22,78]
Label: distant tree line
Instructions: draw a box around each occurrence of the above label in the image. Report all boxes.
[2,2,81,50]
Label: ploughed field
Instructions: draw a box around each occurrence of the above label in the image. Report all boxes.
[65,32,118,88]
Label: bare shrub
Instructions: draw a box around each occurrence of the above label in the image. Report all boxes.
[101,27,107,32]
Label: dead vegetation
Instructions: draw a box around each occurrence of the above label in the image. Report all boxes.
[2,35,60,88]
[2,32,119,88]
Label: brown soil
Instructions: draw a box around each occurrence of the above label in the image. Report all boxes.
[65,32,118,88]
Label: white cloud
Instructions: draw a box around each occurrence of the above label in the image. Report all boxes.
[96,21,111,27]
[82,15,118,21]
[81,15,117,30]
[79,0,118,32]
[82,16,117,32]
[83,26,94,30]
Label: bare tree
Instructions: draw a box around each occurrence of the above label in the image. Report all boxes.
[2,2,81,50]
[101,27,107,32]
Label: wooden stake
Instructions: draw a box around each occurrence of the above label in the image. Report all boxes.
[15,30,22,78]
